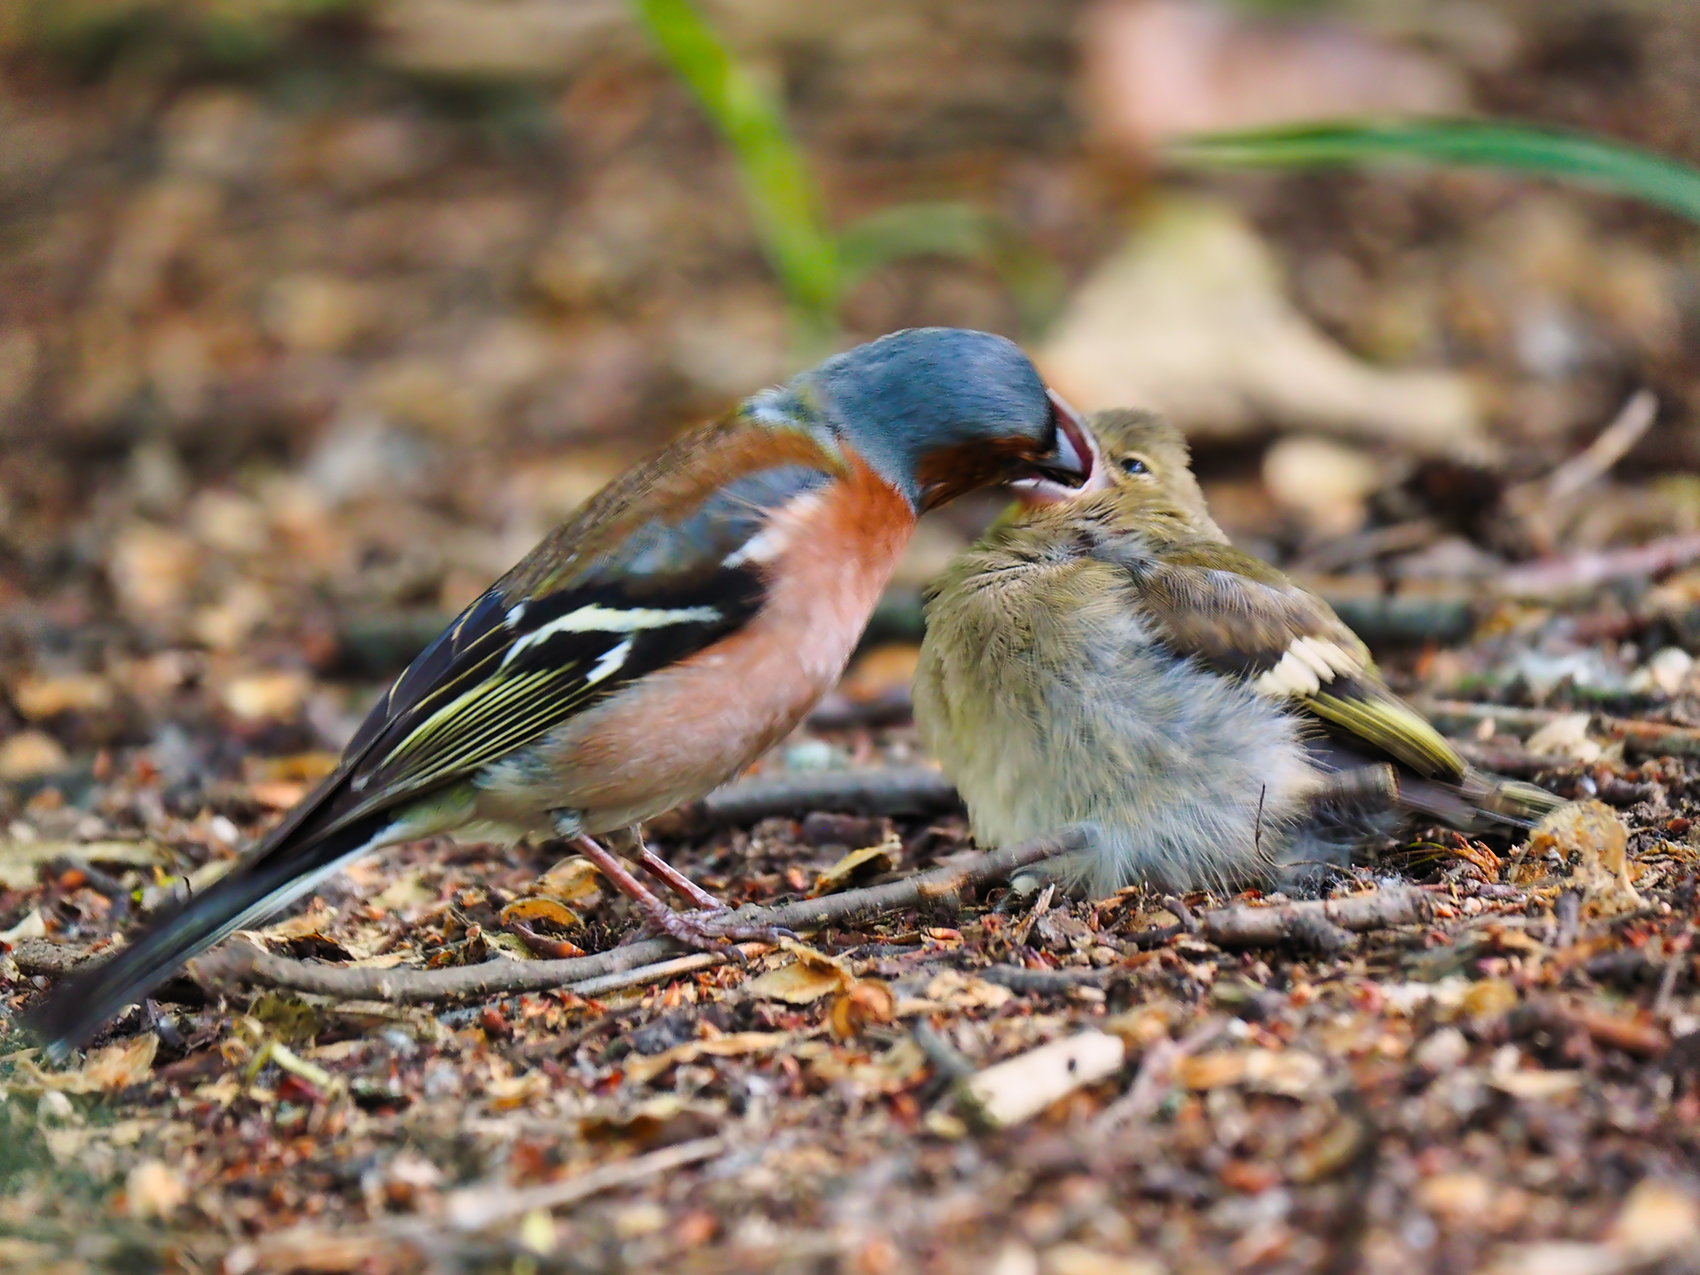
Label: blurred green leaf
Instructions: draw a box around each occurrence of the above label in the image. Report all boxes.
[836,202,1001,282]
[1169,118,1700,225]
[632,0,840,350]
[837,201,1066,334]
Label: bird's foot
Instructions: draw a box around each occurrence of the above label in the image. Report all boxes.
[643,905,796,955]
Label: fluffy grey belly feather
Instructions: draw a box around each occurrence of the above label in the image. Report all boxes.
[918,632,1323,895]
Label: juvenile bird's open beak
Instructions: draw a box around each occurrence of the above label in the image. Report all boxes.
[1009,391,1105,505]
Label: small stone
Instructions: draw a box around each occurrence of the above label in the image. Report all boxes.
[1608,1178,1700,1259]
[220,671,310,722]
[1413,1027,1470,1072]
[1416,1171,1494,1221]
[125,1160,188,1220]
[0,730,69,780]
[1041,1244,1167,1275]
[13,674,114,720]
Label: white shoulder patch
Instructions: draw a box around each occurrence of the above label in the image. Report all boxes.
[722,489,827,569]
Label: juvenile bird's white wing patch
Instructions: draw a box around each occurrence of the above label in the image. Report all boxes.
[1254,636,1362,700]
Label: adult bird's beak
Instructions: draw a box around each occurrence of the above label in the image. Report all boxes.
[1009,391,1105,505]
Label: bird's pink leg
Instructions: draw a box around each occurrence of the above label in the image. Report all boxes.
[626,828,723,911]
[565,833,792,953]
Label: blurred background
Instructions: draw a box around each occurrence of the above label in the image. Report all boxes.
[5,0,1700,789]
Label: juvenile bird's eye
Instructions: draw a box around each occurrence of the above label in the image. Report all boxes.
[1119,455,1150,475]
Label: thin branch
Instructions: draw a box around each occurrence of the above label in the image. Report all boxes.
[1542,388,1659,501]
[1094,1017,1226,1133]
[1496,529,1700,600]
[979,964,1112,993]
[227,1136,728,1270]
[650,766,961,835]
[444,1135,727,1230]
[567,944,768,998]
[192,831,1085,1004]
[1417,698,1700,761]
[1197,887,1430,950]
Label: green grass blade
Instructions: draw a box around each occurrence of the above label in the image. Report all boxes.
[1168,118,1700,225]
[631,0,840,343]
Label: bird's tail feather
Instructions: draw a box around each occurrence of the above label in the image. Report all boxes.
[1400,767,1567,832]
[25,805,395,1056]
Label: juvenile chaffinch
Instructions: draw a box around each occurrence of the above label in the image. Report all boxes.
[913,409,1562,898]
[33,327,1095,1050]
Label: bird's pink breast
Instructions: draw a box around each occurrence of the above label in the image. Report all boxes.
[520,460,916,831]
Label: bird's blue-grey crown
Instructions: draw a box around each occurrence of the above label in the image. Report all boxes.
[768,327,1092,510]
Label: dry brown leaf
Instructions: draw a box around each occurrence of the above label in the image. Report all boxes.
[371,870,436,913]
[30,1033,158,1093]
[828,980,896,1039]
[253,902,337,943]
[530,855,607,906]
[837,644,921,702]
[0,730,69,780]
[1528,800,1638,911]
[219,671,311,721]
[1041,1244,1167,1275]
[1608,1179,1700,1259]
[1038,198,1482,454]
[1175,1047,1322,1095]
[500,896,582,928]
[811,832,903,897]
[1462,979,1520,1020]
[1487,1069,1584,1100]
[623,1032,794,1085]
[1524,714,1602,763]
[744,942,852,1004]
[125,1160,189,1220]
[0,839,167,891]
[13,673,115,719]
[921,970,1014,1012]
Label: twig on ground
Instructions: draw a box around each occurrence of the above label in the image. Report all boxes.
[1515,998,1670,1060]
[650,766,961,835]
[226,1136,728,1270]
[1503,389,1658,559]
[911,1021,975,1083]
[1163,895,1201,935]
[1294,520,1440,575]
[1198,887,1430,950]
[1496,530,1700,600]
[565,944,769,998]
[1303,578,1474,647]
[807,689,914,730]
[192,831,1085,1004]
[1094,1017,1226,1133]
[979,964,1112,993]
[1417,698,1700,761]
[443,1135,727,1230]
[1539,389,1659,503]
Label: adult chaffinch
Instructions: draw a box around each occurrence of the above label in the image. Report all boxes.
[913,408,1562,898]
[33,327,1095,1051]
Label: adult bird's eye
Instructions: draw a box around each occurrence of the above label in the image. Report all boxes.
[1120,455,1150,475]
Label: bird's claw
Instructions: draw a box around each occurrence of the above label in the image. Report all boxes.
[644,906,794,956]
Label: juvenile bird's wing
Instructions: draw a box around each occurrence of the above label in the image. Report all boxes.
[1094,535,1465,781]
[302,415,846,842]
